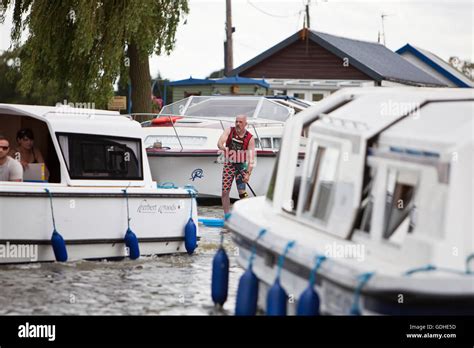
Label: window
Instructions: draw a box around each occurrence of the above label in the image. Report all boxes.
[293,93,305,99]
[383,169,417,242]
[273,137,282,149]
[255,137,272,149]
[311,147,339,221]
[57,133,143,180]
[266,152,279,201]
[283,122,312,214]
[355,173,376,233]
[299,144,340,222]
[312,93,324,102]
[144,135,207,148]
[302,143,324,212]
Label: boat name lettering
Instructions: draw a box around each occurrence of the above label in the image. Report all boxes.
[137,200,158,214]
[158,203,179,214]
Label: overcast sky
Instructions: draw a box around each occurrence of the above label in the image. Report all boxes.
[1,0,472,81]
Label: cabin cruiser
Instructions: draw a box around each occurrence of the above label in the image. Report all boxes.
[227,87,474,315]
[0,104,197,263]
[141,96,303,199]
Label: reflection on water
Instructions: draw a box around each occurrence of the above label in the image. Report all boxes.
[0,206,243,315]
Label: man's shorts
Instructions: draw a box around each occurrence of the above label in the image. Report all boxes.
[222,162,247,193]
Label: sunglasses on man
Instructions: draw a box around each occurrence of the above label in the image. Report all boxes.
[0,146,9,151]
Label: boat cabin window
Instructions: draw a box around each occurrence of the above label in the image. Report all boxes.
[266,151,279,201]
[254,137,282,150]
[255,137,272,149]
[0,115,61,183]
[349,158,378,235]
[382,169,417,243]
[299,143,340,222]
[280,122,310,213]
[57,133,143,180]
[144,135,207,149]
[273,137,282,149]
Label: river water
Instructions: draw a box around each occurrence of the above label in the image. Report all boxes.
[0,206,243,315]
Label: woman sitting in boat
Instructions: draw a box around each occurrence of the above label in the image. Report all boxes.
[10,128,49,180]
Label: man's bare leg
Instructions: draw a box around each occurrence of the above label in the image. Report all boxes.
[222,190,231,215]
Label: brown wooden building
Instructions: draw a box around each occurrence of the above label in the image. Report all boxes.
[230,29,446,101]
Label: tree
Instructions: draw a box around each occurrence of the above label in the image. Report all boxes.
[0,49,69,104]
[207,68,225,79]
[1,0,188,112]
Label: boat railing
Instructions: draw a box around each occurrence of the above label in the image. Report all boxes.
[129,113,283,151]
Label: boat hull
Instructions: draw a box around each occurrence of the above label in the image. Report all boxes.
[227,197,474,316]
[0,187,198,263]
[147,150,279,199]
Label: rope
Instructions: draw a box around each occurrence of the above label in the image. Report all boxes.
[350,272,375,315]
[404,264,436,276]
[183,184,197,191]
[466,253,474,274]
[219,232,224,247]
[122,188,131,230]
[276,240,296,279]
[157,182,177,189]
[187,189,196,217]
[404,263,472,276]
[248,229,267,268]
[309,255,327,286]
[44,188,57,231]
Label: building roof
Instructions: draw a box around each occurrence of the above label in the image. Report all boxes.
[167,77,214,86]
[230,29,447,87]
[167,76,269,88]
[396,44,473,88]
[214,76,270,88]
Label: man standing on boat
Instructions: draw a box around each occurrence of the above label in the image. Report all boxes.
[217,114,255,216]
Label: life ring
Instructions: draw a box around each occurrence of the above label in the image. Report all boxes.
[151,116,182,126]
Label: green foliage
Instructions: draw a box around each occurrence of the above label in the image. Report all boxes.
[2,0,188,108]
[207,68,225,79]
[0,48,69,104]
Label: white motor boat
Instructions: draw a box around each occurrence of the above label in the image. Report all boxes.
[0,104,198,264]
[227,87,474,315]
[141,96,304,199]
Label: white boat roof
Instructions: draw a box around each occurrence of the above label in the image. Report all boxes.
[378,100,473,154]
[159,96,293,122]
[0,103,142,136]
[310,87,474,140]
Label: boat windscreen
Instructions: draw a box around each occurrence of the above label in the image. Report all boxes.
[160,96,292,121]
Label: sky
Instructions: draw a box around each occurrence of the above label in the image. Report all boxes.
[1,0,472,81]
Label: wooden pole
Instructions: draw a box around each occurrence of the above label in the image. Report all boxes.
[225,0,233,76]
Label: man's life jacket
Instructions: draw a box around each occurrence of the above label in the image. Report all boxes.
[225,127,253,164]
